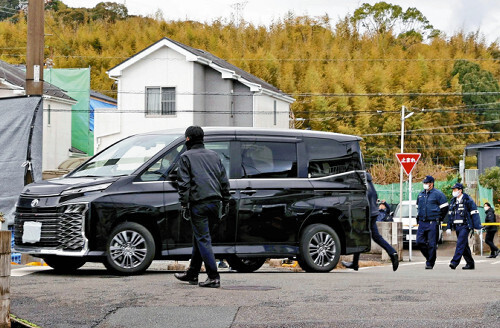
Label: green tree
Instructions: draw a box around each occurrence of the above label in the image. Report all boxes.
[91,2,128,22]
[479,166,500,206]
[0,0,19,20]
[351,1,439,39]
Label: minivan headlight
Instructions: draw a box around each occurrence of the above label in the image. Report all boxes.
[61,183,112,196]
[63,203,88,214]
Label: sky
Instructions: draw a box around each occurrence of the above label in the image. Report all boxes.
[62,0,500,44]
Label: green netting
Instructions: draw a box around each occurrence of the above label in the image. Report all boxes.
[44,68,92,155]
[374,178,458,205]
[375,179,493,222]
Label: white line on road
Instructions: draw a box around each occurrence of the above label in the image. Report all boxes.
[11,266,51,277]
[492,261,500,265]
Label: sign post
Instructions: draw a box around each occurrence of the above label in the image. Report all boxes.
[396,153,421,261]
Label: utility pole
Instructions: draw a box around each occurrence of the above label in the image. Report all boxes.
[26,0,44,95]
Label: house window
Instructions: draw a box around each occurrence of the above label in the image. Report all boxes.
[47,104,51,125]
[273,100,277,125]
[146,87,176,115]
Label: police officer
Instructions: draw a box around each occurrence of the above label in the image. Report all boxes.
[483,202,499,258]
[446,183,482,269]
[342,173,399,271]
[174,126,230,288]
[416,176,449,269]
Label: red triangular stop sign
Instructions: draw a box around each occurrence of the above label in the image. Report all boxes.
[396,153,421,175]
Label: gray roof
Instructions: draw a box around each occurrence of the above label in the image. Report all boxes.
[465,140,500,156]
[109,37,289,96]
[90,90,117,104]
[0,60,74,101]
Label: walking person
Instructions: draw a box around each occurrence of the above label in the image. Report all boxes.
[416,176,449,269]
[174,126,230,288]
[342,173,399,271]
[446,183,483,269]
[483,202,499,258]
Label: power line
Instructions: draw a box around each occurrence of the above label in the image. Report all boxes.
[361,120,500,136]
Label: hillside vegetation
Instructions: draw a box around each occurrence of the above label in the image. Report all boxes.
[1,1,499,175]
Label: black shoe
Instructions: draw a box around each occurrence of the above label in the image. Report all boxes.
[462,264,475,270]
[174,272,198,285]
[425,264,433,270]
[449,263,457,270]
[341,261,359,271]
[199,277,220,288]
[487,253,496,258]
[389,253,399,272]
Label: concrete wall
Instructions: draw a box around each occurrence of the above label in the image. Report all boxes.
[478,148,500,174]
[370,222,403,261]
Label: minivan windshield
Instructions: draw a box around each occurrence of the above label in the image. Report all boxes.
[71,134,182,177]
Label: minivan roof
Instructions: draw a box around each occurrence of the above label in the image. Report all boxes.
[142,127,362,143]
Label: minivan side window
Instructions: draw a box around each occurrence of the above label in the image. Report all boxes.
[240,141,297,178]
[205,141,231,177]
[304,137,362,178]
[140,143,185,181]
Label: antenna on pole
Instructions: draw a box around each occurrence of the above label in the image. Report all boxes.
[230,1,248,26]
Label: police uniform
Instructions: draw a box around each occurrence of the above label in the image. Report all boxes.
[416,176,449,269]
[447,183,482,269]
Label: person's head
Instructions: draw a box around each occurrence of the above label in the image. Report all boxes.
[184,126,204,149]
[484,202,491,211]
[379,203,387,211]
[423,175,434,191]
[451,183,464,198]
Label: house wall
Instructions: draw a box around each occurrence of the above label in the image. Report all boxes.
[478,148,500,174]
[42,98,72,170]
[99,47,195,150]
[253,93,290,129]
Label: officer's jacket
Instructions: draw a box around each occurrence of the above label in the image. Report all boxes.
[177,143,230,207]
[416,188,448,221]
[484,208,498,232]
[446,193,482,230]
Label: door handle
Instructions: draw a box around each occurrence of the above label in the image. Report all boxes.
[230,190,236,194]
[241,189,257,195]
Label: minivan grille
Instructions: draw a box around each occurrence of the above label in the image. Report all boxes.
[15,208,86,251]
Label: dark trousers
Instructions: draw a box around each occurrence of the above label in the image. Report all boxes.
[416,220,438,267]
[451,224,474,266]
[485,230,499,254]
[186,201,221,279]
[352,216,396,264]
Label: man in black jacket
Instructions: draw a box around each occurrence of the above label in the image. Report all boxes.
[483,202,499,258]
[342,173,399,271]
[174,126,230,288]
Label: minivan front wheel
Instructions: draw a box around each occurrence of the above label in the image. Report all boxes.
[104,222,156,275]
[298,224,340,272]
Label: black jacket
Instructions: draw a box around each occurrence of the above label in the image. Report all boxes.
[485,207,498,232]
[177,143,230,207]
[366,173,379,219]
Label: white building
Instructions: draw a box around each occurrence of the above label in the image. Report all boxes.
[0,60,76,170]
[100,37,295,150]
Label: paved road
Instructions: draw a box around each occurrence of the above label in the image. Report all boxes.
[9,244,500,328]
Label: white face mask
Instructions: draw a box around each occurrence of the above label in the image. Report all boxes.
[484,206,489,211]
[452,190,460,198]
[423,184,430,190]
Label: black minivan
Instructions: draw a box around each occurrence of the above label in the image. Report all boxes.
[14,127,371,274]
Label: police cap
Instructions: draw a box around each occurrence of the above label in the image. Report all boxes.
[451,182,464,190]
[423,175,435,183]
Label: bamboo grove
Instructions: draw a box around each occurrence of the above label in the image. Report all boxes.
[1,1,499,174]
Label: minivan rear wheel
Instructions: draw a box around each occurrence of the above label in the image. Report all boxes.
[298,224,340,272]
[104,222,156,275]
[226,256,266,273]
